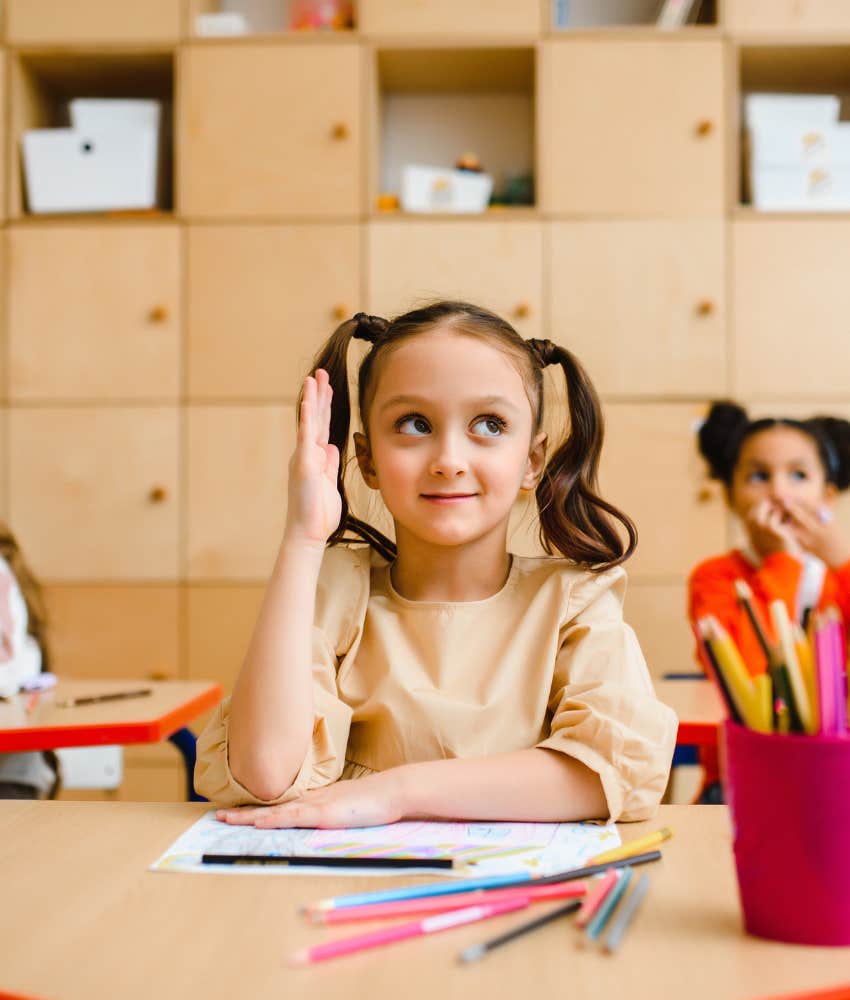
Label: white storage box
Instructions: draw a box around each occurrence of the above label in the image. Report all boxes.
[69,98,161,132]
[400,165,493,214]
[751,163,850,211]
[23,125,159,213]
[744,93,840,131]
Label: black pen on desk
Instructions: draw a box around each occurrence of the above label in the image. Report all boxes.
[57,688,153,708]
[201,854,457,870]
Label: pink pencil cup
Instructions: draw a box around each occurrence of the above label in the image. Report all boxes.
[722,720,850,946]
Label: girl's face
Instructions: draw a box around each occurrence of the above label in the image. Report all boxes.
[729,426,834,520]
[354,329,546,552]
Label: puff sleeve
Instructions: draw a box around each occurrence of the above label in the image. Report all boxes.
[194,545,372,805]
[535,567,678,823]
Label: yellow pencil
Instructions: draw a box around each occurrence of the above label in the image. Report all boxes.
[770,601,815,734]
[704,617,765,731]
[588,827,673,866]
[794,623,819,733]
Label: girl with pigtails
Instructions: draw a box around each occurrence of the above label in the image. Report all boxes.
[690,401,850,674]
[196,301,677,827]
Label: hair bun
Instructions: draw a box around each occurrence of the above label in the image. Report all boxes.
[698,400,749,481]
[809,416,850,490]
[351,312,389,344]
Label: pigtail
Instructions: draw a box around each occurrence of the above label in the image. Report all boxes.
[698,401,750,484]
[303,314,397,561]
[535,345,637,570]
[807,416,850,490]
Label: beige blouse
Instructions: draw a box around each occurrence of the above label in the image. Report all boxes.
[195,545,678,822]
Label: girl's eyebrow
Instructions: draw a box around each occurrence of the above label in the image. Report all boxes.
[378,394,521,413]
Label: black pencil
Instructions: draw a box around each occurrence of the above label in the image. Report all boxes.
[201,853,456,869]
[459,899,582,963]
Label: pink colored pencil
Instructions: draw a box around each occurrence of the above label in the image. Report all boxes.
[291,896,529,964]
[815,620,839,735]
[574,868,619,928]
[309,879,588,925]
[830,615,849,733]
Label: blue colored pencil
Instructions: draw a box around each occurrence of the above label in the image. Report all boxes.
[585,867,633,941]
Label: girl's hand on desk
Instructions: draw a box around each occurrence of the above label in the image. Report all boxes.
[285,369,342,547]
[215,772,404,830]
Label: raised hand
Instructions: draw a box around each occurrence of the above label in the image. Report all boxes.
[285,369,342,546]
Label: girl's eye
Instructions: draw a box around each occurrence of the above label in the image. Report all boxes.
[471,416,506,437]
[791,469,809,481]
[747,470,769,483]
[396,415,430,436]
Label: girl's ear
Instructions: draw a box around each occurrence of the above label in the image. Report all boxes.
[824,482,838,505]
[522,431,548,491]
[354,432,379,489]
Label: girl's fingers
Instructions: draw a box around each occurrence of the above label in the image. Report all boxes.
[298,375,316,444]
[215,807,272,825]
[316,369,332,448]
[324,443,340,483]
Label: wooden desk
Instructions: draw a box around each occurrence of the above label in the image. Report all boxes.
[0,679,222,800]
[0,802,846,1000]
[656,676,725,749]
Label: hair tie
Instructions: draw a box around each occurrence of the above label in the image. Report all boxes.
[526,338,559,368]
[351,312,389,344]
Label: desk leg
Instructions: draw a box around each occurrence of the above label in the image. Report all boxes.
[168,727,206,802]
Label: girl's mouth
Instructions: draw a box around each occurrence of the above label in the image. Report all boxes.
[420,493,477,504]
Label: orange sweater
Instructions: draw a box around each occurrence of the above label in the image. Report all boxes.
[688,550,850,677]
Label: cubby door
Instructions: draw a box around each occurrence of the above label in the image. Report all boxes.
[9,408,179,581]
[367,220,543,337]
[548,221,726,396]
[540,40,725,216]
[43,586,180,680]
[187,224,361,400]
[598,403,728,579]
[733,220,850,399]
[8,225,180,401]
[624,580,695,679]
[180,44,362,219]
[725,0,850,34]
[5,0,182,44]
[186,405,296,580]
[358,0,540,36]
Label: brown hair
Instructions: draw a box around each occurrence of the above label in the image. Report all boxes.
[0,522,49,669]
[303,300,636,570]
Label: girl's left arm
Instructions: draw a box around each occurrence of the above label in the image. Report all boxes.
[216,748,606,829]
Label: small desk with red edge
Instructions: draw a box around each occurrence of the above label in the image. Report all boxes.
[0,678,223,800]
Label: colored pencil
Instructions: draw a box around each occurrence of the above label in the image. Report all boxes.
[771,600,815,733]
[309,879,588,925]
[574,868,619,928]
[290,897,529,964]
[693,620,742,723]
[586,867,634,941]
[588,827,672,865]
[602,873,651,953]
[701,617,764,730]
[458,898,583,964]
[815,615,839,734]
[201,852,457,869]
[306,850,662,913]
[734,579,773,660]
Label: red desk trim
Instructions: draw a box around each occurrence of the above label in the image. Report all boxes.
[677,720,720,748]
[0,683,223,753]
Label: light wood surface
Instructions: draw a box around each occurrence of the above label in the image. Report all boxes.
[1,802,848,1000]
[0,678,222,751]
[5,0,182,45]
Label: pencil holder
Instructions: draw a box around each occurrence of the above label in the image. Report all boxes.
[722,720,850,946]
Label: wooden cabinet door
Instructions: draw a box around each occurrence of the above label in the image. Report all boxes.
[8,225,181,401]
[625,581,696,679]
[187,224,361,400]
[187,405,296,580]
[6,0,182,44]
[9,408,179,581]
[180,44,362,218]
[725,0,850,33]
[367,220,542,336]
[540,40,725,216]
[43,586,180,680]
[599,403,728,579]
[549,221,726,396]
[358,0,540,35]
[733,221,850,399]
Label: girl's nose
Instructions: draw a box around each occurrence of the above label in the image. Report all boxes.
[429,435,468,477]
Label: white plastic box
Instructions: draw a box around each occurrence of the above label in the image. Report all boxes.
[744,93,850,211]
[22,98,162,214]
[400,165,493,214]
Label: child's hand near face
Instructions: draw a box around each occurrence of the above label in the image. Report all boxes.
[285,369,341,547]
[743,498,802,560]
[779,498,850,569]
